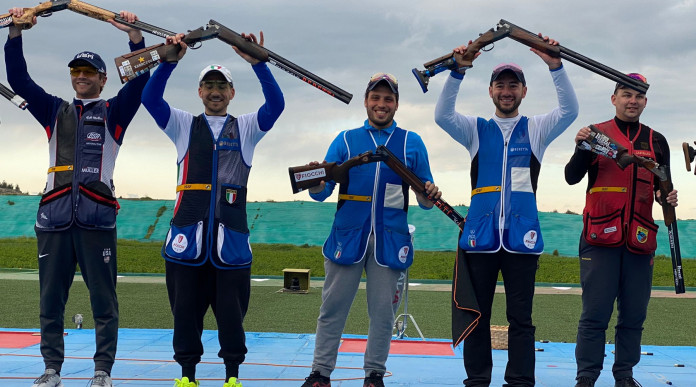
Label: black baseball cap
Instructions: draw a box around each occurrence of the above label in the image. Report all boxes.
[68,51,107,74]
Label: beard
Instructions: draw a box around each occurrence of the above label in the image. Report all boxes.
[493,97,522,115]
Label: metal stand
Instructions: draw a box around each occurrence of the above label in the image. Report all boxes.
[394,268,425,340]
[394,224,425,340]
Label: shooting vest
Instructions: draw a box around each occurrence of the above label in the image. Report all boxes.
[162,115,253,269]
[36,100,120,231]
[322,125,414,270]
[461,117,544,254]
[582,119,658,254]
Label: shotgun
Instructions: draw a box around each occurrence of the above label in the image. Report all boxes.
[413,19,649,94]
[2,0,178,40]
[208,20,353,104]
[375,145,466,229]
[288,151,381,194]
[578,126,685,294]
[0,82,28,110]
[115,26,219,84]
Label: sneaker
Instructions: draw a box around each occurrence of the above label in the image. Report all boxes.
[615,377,642,387]
[301,371,331,387]
[89,371,112,387]
[223,377,243,387]
[174,377,200,387]
[363,371,385,387]
[575,376,596,387]
[31,369,63,387]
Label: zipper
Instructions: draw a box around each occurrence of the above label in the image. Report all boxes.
[499,139,508,248]
[206,116,227,260]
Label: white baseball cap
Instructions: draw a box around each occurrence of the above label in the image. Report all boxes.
[198,64,233,84]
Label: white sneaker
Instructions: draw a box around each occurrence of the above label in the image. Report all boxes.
[89,370,112,387]
[31,369,63,387]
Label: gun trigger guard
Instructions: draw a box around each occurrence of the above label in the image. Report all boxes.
[481,42,495,52]
[40,12,53,18]
[188,41,203,50]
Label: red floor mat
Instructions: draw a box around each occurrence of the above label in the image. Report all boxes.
[338,338,455,356]
[0,331,42,348]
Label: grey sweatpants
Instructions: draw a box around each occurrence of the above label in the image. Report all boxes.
[311,235,406,377]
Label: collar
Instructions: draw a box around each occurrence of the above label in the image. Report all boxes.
[363,119,397,134]
[614,116,641,133]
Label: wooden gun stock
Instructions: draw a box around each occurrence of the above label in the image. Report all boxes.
[413,26,509,93]
[1,0,71,30]
[375,146,466,229]
[288,151,375,194]
[114,26,219,84]
[683,142,695,173]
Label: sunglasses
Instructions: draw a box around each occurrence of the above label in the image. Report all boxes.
[627,73,647,83]
[200,80,231,91]
[369,72,398,85]
[69,66,100,76]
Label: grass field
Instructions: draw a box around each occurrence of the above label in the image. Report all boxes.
[1,237,695,286]
[0,237,694,347]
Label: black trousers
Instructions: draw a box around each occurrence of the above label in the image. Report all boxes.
[165,259,251,374]
[575,240,653,381]
[36,226,118,373]
[463,250,539,387]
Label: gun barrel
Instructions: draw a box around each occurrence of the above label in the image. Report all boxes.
[209,19,353,104]
[0,82,28,109]
[498,19,649,94]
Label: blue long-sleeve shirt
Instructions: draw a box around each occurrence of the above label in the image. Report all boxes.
[4,35,148,142]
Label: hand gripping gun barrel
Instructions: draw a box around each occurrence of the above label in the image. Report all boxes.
[579,125,685,294]
[412,19,649,94]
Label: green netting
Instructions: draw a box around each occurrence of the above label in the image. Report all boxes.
[1,195,694,258]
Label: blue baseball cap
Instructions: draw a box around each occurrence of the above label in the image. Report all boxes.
[68,51,107,74]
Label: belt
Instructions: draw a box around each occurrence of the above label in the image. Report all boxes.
[47,165,74,174]
[471,185,501,197]
[338,194,372,202]
[176,183,212,192]
[588,187,627,194]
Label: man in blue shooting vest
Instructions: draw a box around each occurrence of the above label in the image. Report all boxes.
[300,73,441,387]
[4,8,148,387]
[141,32,284,387]
[434,35,579,387]
[565,74,678,387]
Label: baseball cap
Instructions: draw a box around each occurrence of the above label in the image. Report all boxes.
[614,72,647,93]
[366,72,398,94]
[199,64,234,85]
[68,51,107,74]
[490,63,525,86]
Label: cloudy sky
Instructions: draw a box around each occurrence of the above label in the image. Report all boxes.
[2,0,696,219]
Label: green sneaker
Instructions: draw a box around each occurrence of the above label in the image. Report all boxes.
[174,377,200,387]
[223,377,243,387]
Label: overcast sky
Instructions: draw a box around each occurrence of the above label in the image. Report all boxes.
[2,0,696,219]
